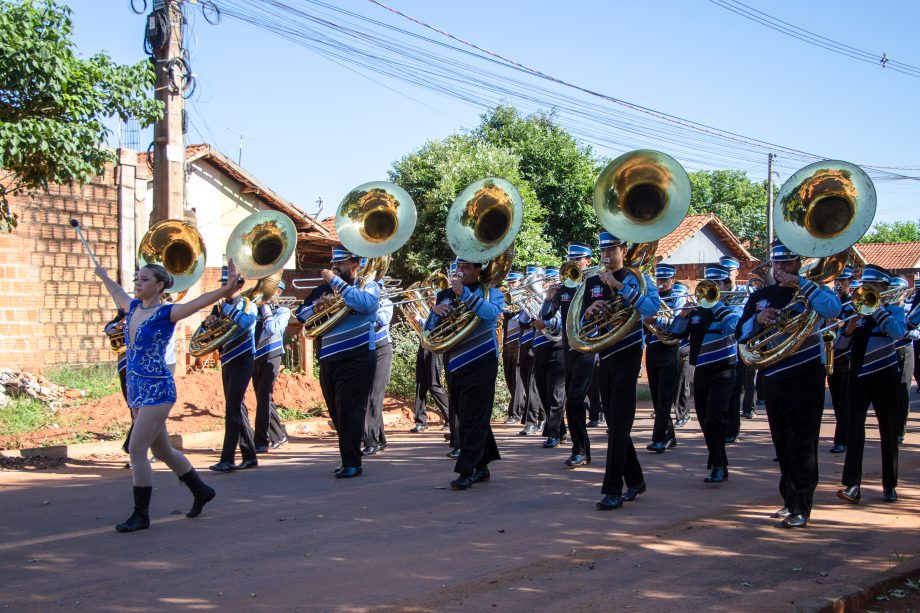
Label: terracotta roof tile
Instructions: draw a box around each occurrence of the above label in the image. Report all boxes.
[856,242,920,272]
[655,213,756,261]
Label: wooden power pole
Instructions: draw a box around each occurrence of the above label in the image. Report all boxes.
[151,0,186,223]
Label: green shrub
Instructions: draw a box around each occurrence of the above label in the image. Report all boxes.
[387,322,420,400]
[0,397,53,436]
[46,364,120,400]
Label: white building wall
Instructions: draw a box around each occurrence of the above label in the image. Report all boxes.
[663,226,732,265]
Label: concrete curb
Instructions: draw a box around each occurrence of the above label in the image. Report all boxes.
[794,554,920,612]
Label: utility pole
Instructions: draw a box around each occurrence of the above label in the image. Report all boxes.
[766,153,776,247]
[151,0,186,222]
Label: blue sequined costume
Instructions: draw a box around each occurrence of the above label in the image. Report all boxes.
[124,299,177,409]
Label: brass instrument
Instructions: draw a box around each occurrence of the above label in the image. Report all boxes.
[517,270,562,343]
[189,211,297,356]
[422,178,522,353]
[739,160,877,369]
[567,150,691,353]
[301,181,416,338]
[644,298,680,346]
[397,271,449,338]
[107,319,127,355]
[558,262,600,289]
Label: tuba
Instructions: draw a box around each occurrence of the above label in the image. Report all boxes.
[421,178,522,353]
[301,181,416,338]
[567,150,691,353]
[739,160,876,369]
[106,220,209,354]
[189,211,298,356]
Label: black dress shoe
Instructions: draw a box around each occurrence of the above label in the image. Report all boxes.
[771,507,791,519]
[646,441,666,453]
[782,514,808,528]
[622,481,647,501]
[586,419,599,427]
[335,466,362,479]
[565,454,589,467]
[270,436,288,450]
[254,445,269,453]
[542,437,560,448]
[596,495,624,510]
[725,434,738,444]
[473,467,490,483]
[235,459,258,470]
[409,425,427,433]
[883,487,898,502]
[704,466,728,483]
[443,433,451,441]
[829,444,846,454]
[450,474,475,490]
[361,446,381,456]
[742,409,755,419]
[836,485,861,503]
[209,461,236,473]
[446,448,460,459]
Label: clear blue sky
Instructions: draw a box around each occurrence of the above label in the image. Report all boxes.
[66,0,919,225]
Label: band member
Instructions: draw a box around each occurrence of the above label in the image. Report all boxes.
[889,275,913,444]
[425,258,504,490]
[363,291,394,456]
[836,265,906,504]
[253,280,290,453]
[410,296,450,433]
[583,232,660,511]
[544,242,596,466]
[94,261,237,532]
[669,264,739,482]
[517,264,545,435]
[208,267,259,473]
[296,246,380,479]
[827,266,855,454]
[502,271,525,424]
[643,263,685,453]
[737,240,841,528]
[671,281,693,428]
[587,356,605,427]
[912,275,920,394]
[532,266,566,448]
[722,256,755,427]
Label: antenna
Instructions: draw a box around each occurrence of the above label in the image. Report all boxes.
[227,128,253,165]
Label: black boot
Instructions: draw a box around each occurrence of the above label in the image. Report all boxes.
[116,486,152,533]
[179,469,216,518]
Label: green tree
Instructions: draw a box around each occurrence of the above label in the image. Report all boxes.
[0,0,162,232]
[687,169,773,258]
[859,220,920,243]
[476,106,601,253]
[389,133,554,281]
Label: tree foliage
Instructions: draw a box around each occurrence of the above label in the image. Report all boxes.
[860,220,920,243]
[0,0,162,232]
[388,106,598,281]
[687,169,773,258]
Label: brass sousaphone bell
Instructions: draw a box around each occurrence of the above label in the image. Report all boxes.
[189,210,298,356]
[739,160,876,369]
[421,178,523,353]
[566,150,691,353]
[301,181,417,338]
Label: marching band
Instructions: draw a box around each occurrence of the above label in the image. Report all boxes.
[86,151,919,534]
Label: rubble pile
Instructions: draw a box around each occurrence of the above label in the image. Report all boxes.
[0,369,85,411]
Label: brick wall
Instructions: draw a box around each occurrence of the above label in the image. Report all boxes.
[0,165,123,371]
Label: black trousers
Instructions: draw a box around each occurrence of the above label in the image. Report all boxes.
[740,362,756,413]
[414,345,449,427]
[449,356,501,475]
[914,339,920,391]
[599,346,645,496]
[694,368,735,469]
[364,343,394,448]
[520,343,544,426]
[220,354,257,464]
[827,355,851,447]
[897,344,913,436]
[646,344,679,443]
[565,351,595,458]
[673,345,693,423]
[763,365,825,518]
[842,367,900,489]
[726,350,744,438]
[502,344,524,420]
[534,345,566,438]
[253,356,287,448]
[588,359,603,421]
[320,350,376,468]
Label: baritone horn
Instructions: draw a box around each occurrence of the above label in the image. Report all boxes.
[301,181,417,338]
[421,178,523,353]
[739,160,876,369]
[189,211,298,356]
[567,150,691,353]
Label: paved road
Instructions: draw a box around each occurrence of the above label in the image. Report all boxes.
[1,397,918,612]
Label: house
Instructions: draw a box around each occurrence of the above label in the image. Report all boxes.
[856,242,920,285]
[656,213,758,286]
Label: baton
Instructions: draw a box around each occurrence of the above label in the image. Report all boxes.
[70,219,100,268]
